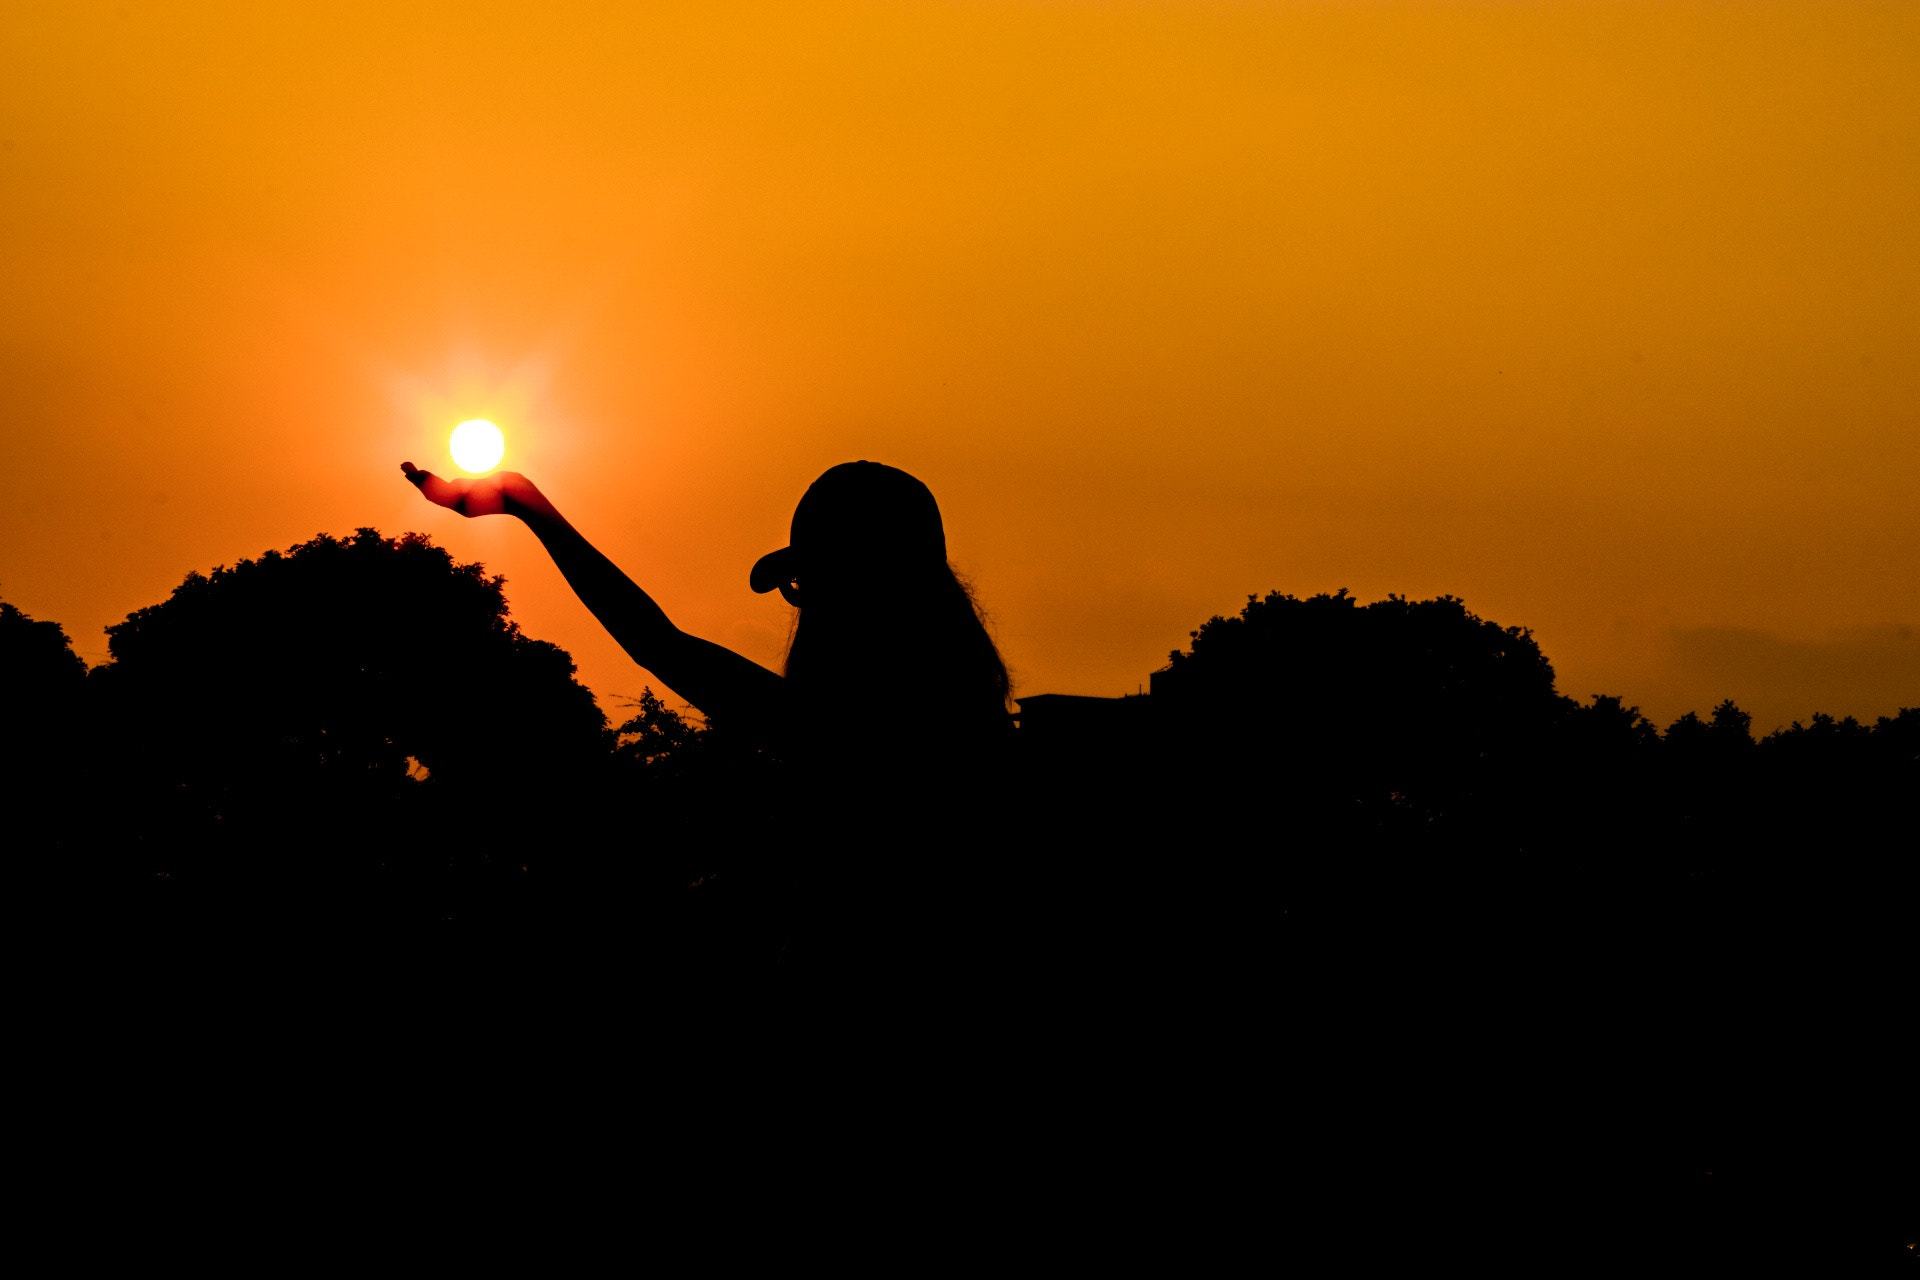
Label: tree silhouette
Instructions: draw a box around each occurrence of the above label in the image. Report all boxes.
[1,598,90,845]
[0,598,87,693]
[85,529,612,922]
[1152,590,1569,858]
[25,553,1912,1260]
[614,687,710,775]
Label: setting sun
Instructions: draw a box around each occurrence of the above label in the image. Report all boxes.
[449,420,505,474]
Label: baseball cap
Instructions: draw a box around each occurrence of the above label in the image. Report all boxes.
[750,461,947,603]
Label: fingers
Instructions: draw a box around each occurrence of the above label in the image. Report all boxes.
[400,462,465,510]
[400,460,502,517]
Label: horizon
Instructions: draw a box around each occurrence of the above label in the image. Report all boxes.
[22,526,1911,740]
[5,3,1916,734]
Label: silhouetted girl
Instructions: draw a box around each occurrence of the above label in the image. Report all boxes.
[402,458,1013,989]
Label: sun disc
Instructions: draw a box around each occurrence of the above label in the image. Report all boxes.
[450,419,505,473]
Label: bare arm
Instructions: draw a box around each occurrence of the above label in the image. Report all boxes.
[401,463,783,729]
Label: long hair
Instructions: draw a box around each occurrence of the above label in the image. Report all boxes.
[783,559,1011,760]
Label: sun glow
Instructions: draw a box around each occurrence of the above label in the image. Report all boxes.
[450,419,505,473]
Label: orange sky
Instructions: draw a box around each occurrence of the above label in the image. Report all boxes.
[3,2,1915,732]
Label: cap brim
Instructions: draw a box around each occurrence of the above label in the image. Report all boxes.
[750,546,798,594]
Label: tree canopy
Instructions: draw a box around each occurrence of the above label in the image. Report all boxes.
[84,529,613,910]
[1151,590,1571,839]
[1,599,90,828]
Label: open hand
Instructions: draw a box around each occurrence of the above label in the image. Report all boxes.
[400,463,551,520]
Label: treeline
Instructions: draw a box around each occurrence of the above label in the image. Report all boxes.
[1138,588,1902,849]
[6,532,753,941]
[5,536,1912,938]
[6,531,1914,1259]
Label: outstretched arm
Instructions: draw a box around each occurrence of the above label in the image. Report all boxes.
[401,463,783,729]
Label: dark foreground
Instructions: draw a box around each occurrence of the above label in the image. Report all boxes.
[10,568,1914,1265]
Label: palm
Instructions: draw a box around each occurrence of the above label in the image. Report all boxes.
[401,463,536,519]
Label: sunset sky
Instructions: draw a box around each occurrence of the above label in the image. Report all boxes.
[4,1,1915,732]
